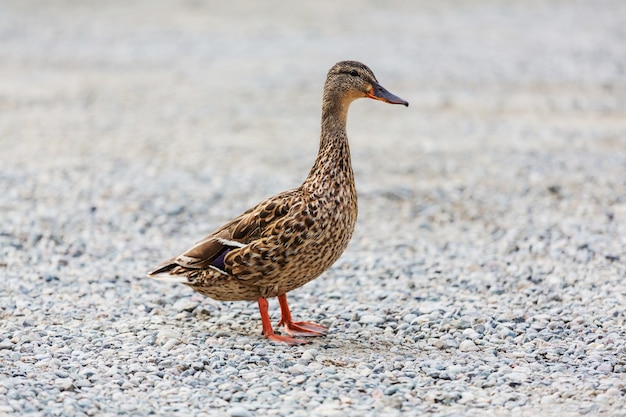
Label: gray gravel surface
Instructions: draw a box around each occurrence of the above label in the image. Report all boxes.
[2,1,626,416]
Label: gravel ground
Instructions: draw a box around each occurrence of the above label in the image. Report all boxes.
[2,1,626,416]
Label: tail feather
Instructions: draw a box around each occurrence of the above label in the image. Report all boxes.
[148,262,176,276]
[148,261,189,282]
[149,272,190,283]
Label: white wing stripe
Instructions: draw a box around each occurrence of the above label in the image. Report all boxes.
[216,238,248,248]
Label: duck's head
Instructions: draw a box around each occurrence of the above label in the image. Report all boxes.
[324,61,408,108]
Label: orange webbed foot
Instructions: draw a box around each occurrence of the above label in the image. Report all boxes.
[258,295,328,346]
[277,294,328,338]
[258,296,311,346]
[280,320,328,337]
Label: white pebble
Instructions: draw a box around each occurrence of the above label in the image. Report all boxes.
[359,314,385,325]
[228,406,252,417]
[459,340,479,352]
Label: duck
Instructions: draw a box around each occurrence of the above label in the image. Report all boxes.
[149,60,408,346]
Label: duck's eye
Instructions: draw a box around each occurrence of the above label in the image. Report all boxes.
[349,70,359,77]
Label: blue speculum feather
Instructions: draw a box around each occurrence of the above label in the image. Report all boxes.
[211,248,231,270]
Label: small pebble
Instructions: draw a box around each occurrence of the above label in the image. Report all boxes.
[459,340,479,352]
[228,406,252,417]
[359,315,385,325]
[0,340,13,350]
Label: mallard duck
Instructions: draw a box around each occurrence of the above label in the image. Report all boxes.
[149,61,408,345]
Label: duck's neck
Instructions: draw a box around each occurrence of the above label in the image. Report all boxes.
[302,97,355,195]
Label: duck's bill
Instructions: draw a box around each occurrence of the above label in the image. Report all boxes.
[367,82,409,107]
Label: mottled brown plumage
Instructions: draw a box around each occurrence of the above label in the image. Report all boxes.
[149,61,408,345]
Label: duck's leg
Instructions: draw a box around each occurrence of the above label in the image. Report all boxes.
[277,294,328,337]
[257,297,308,346]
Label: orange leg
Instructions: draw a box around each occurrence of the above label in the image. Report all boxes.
[257,297,308,346]
[277,294,328,337]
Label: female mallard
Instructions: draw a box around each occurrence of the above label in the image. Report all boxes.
[150,61,408,345]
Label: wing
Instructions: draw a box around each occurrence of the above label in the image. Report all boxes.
[148,189,301,278]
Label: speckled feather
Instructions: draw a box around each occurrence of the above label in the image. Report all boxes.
[150,60,406,308]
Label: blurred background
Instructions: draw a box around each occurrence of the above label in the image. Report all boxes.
[2,0,624,171]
